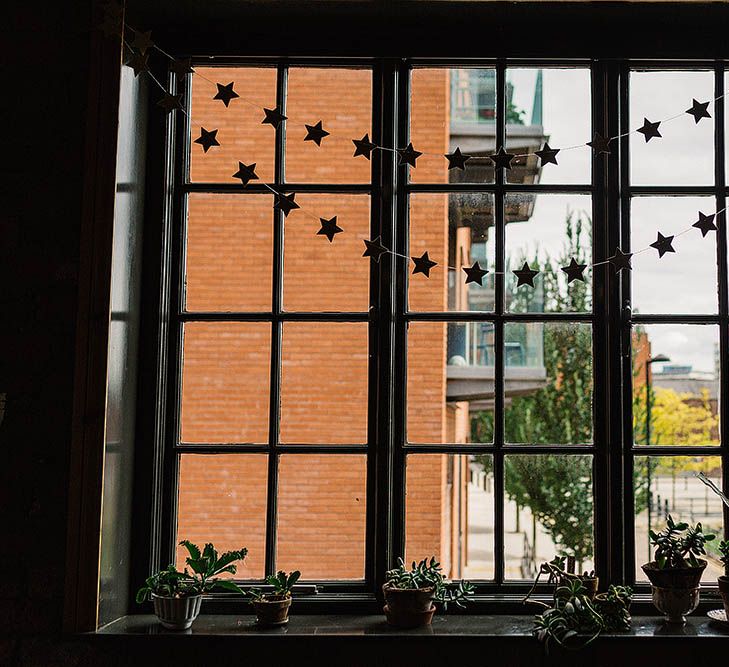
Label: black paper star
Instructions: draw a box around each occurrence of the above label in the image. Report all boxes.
[445,148,471,170]
[650,232,675,258]
[157,93,183,114]
[412,252,437,278]
[693,211,717,237]
[535,143,560,166]
[587,133,611,155]
[232,162,258,186]
[131,29,154,54]
[609,248,632,273]
[490,146,515,171]
[463,261,489,285]
[262,107,287,128]
[194,127,220,153]
[317,216,343,242]
[686,99,711,124]
[304,121,330,146]
[352,134,377,160]
[561,258,587,283]
[125,51,149,77]
[637,118,662,143]
[398,143,423,168]
[362,237,388,262]
[214,82,239,107]
[170,58,194,80]
[274,193,299,217]
[513,262,539,288]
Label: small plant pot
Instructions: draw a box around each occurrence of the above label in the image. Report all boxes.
[718,575,729,618]
[641,561,706,625]
[151,593,202,631]
[579,576,599,599]
[382,585,436,628]
[252,595,292,627]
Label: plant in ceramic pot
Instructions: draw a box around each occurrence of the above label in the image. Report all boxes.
[717,539,729,618]
[136,540,247,630]
[247,570,301,627]
[382,557,474,628]
[641,515,715,624]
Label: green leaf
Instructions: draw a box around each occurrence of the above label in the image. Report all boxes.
[287,570,301,588]
[214,549,247,573]
[213,580,244,595]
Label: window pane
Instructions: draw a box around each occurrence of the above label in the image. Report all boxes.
[285,68,371,184]
[282,194,370,312]
[505,454,594,580]
[631,196,717,315]
[190,66,277,183]
[177,454,268,579]
[506,68,591,186]
[634,456,723,583]
[408,321,494,444]
[630,70,714,186]
[181,322,270,444]
[631,324,720,446]
[505,193,592,314]
[185,193,272,312]
[409,193,496,312]
[280,322,368,444]
[504,322,593,445]
[277,454,367,579]
[405,454,494,580]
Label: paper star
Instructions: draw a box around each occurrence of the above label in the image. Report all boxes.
[693,211,717,237]
[232,162,258,186]
[274,193,299,217]
[317,216,343,242]
[194,127,220,153]
[214,82,239,107]
[513,262,539,288]
[535,143,560,166]
[262,107,287,128]
[157,93,183,114]
[561,258,587,283]
[489,146,515,170]
[304,121,330,146]
[686,99,711,124]
[362,237,388,262]
[587,133,611,155]
[131,30,154,54]
[412,252,437,277]
[170,58,194,80]
[125,51,149,77]
[445,148,470,170]
[637,118,662,142]
[398,143,423,168]
[352,134,377,160]
[650,232,675,258]
[609,248,632,272]
[462,261,489,285]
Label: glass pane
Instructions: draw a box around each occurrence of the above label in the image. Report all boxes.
[177,454,268,579]
[634,456,723,583]
[411,68,494,185]
[181,322,270,444]
[630,70,714,186]
[405,454,494,580]
[409,193,496,312]
[190,67,277,183]
[185,193,273,312]
[282,194,370,312]
[631,324,720,446]
[506,68,591,186]
[408,321,494,444]
[277,454,367,579]
[631,197,717,315]
[505,193,592,314]
[280,322,368,444]
[504,322,593,444]
[285,68,372,184]
[505,454,594,580]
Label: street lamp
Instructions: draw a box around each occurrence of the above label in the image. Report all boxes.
[646,353,670,553]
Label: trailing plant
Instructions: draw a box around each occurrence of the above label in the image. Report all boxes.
[248,570,301,601]
[384,557,475,610]
[648,515,715,569]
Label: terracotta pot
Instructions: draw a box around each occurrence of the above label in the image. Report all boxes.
[252,595,292,627]
[382,585,436,628]
[641,561,706,625]
[151,593,202,631]
[580,576,599,599]
[718,575,729,618]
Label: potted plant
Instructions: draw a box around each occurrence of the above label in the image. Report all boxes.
[382,557,474,628]
[717,539,729,618]
[136,540,247,630]
[641,514,715,624]
[247,570,301,627]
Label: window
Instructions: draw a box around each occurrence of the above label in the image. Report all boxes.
[152,59,728,606]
